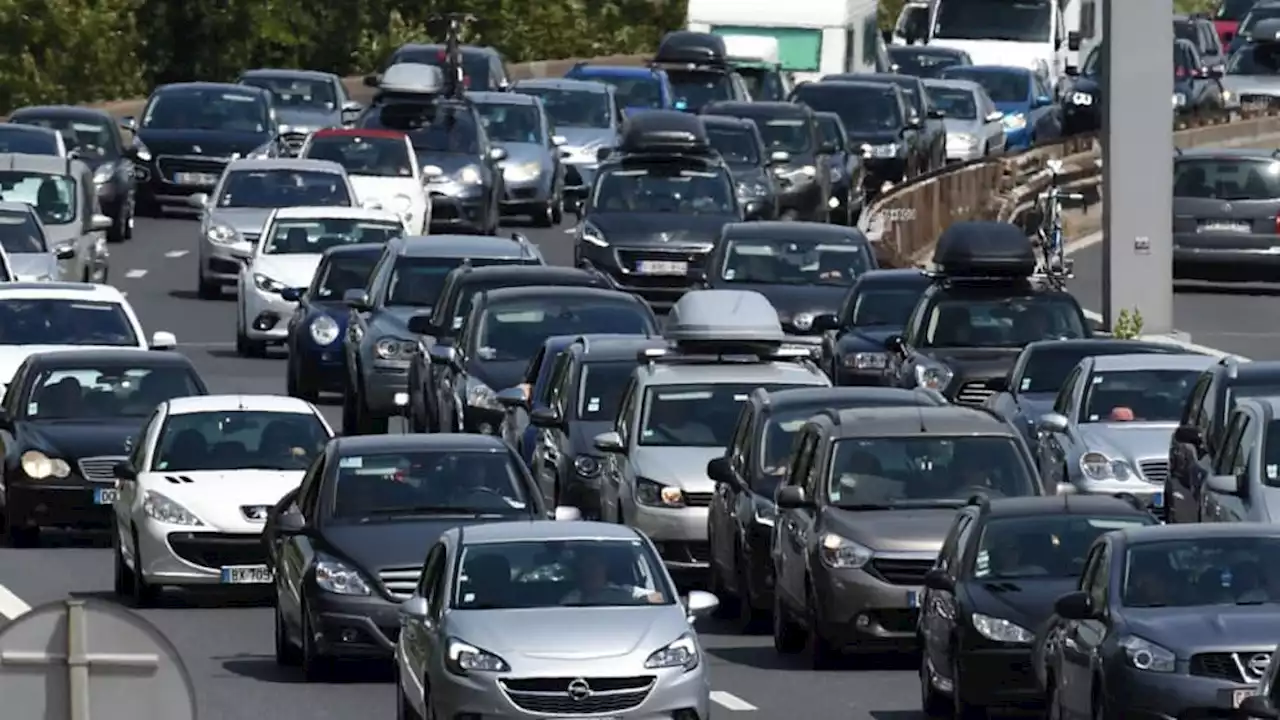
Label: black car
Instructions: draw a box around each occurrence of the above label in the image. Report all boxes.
[526,335,665,516]
[1167,356,1280,524]
[340,234,542,435]
[791,81,928,192]
[707,386,945,631]
[919,495,1156,717]
[701,101,833,222]
[265,433,548,680]
[703,221,876,335]
[885,222,1090,406]
[404,264,612,433]
[1062,46,1103,134]
[813,111,867,225]
[701,114,780,221]
[428,285,659,434]
[0,350,207,546]
[8,105,140,242]
[814,268,931,386]
[887,45,973,79]
[124,82,283,214]
[1174,38,1226,117]
[821,73,947,172]
[573,110,740,308]
[653,31,752,112]
[366,42,511,91]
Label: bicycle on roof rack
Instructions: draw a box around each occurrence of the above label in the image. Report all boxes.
[432,11,476,99]
[1034,157,1085,277]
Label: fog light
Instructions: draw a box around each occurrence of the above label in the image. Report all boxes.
[253,313,278,331]
[393,392,408,406]
[340,628,359,643]
[855,614,871,629]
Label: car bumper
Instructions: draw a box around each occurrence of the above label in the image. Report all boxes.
[811,562,924,652]
[243,286,296,341]
[200,239,254,284]
[140,156,229,205]
[834,366,890,386]
[1063,105,1100,134]
[363,365,410,416]
[294,342,347,391]
[577,243,708,308]
[136,525,271,586]
[1102,661,1263,719]
[1174,233,1280,273]
[946,141,985,162]
[6,481,115,529]
[956,646,1039,706]
[308,588,402,658]
[501,176,552,208]
[629,504,709,575]
[427,185,488,231]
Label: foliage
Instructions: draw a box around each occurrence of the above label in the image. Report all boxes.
[1112,309,1145,339]
[880,0,908,31]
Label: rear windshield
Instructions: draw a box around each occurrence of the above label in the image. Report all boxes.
[1174,158,1280,200]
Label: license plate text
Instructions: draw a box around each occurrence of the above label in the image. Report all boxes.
[93,488,118,505]
[221,565,273,584]
[635,260,687,275]
[174,172,219,186]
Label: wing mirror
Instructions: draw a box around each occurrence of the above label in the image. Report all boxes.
[775,486,811,509]
[1037,413,1069,434]
[1206,474,1243,495]
[1053,591,1094,620]
[1174,425,1203,446]
[811,313,840,332]
[987,376,1009,392]
[768,150,791,164]
[407,314,439,336]
[54,245,75,261]
[884,335,906,354]
[186,193,209,210]
[496,387,527,409]
[489,147,508,162]
[1067,30,1081,52]
[113,461,136,481]
[928,108,946,119]
[530,407,563,428]
[551,135,567,147]
[279,287,303,302]
[706,456,733,484]
[924,568,955,592]
[399,595,429,619]
[343,289,371,311]
[683,590,719,621]
[553,506,582,521]
[428,345,459,367]
[90,214,112,232]
[150,331,177,350]
[593,431,624,453]
[119,116,137,132]
[276,511,311,536]
[363,74,381,88]
[986,110,1004,122]
[1034,95,1053,108]
[340,101,363,124]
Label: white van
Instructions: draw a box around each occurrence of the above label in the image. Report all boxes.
[686,0,886,84]
[926,0,1076,87]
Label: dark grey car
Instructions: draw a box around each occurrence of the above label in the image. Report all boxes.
[1172,148,1280,280]
[821,73,947,172]
[238,69,364,155]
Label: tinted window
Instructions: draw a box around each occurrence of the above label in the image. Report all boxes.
[217,170,351,209]
[142,88,269,132]
[639,383,796,447]
[1124,536,1280,608]
[0,210,45,253]
[1081,368,1201,423]
[720,236,871,286]
[941,68,1030,103]
[0,299,137,346]
[304,134,413,177]
[361,105,481,154]
[240,76,336,112]
[594,167,735,215]
[264,219,402,254]
[516,87,611,129]
[152,410,329,471]
[760,409,815,486]
[815,115,845,149]
[473,101,543,144]
[1175,158,1280,199]
[330,449,530,518]
[705,126,761,164]
[927,86,978,119]
[850,286,925,326]
[577,361,636,421]
[751,117,812,153]
[933,0,1052,42]
[889,48,968,78]
[737,67,786,101]
[0,172,76,225]
[793,85,903,132]
[828,435,1035,504]
[478,298,650,361]
[1174,21,1198,43]
[312,253,379,300]
[573,73,663,109]
[971,514,1153,579]
[0,127,59,156]
[667,69,734,111]
[388,257,522,308]
[922,294,1086,347]
[26,365,203,419]
[11,117,119,159]
[1019,345,1180,394]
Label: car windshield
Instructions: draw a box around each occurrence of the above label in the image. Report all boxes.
[586,74,664,109]
[362,105,481,155]
[921,295,1086,347]
[972,515,1153,579]
[816,116,846,150]
[1174,158,1280,199]
[264,219,402,255]
[0,127,59,156]
[216,170,351,209]
[933,0,1052,42]
[10,116,119,159]
[1219,0,1258,20]
[928,86,979,119]
[720,237,872,286]
[748,117,812,154]
[304,134,414,178]
[850,287,925,326]
[387,257,524,309]
[0,172,76,226]
[942,69,1029,103]
[640,383,796,447]
[594,167,735,214]
[1124,535,1280,608]
[517,87,611,129]
[1018,346,1182,394]
[329,449,531,519]
[312,253,380,300]
[827,436,1035,506]
[239,75,336,112]
[151,410,330,472]
[0,210,46,253]
[390,49,491,89]
[667,69,734,112]
[1174,22,1199,44]
[452,538,674,610]
[142,88,269,132]
[737,67,787,102]
[793,85,903,132]
[25,365,203,420]
[577,361,636,421]
[890,49,969,78]
[1226,42,1280,75]
[477,299,651,361]
[0,299,137,346]
[1081,368,1200,423]
[705,126,761,164]
[474,102,544,144]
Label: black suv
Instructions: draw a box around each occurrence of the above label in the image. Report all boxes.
[821,73,947,172]
[652,31,752,112]
[701,114,779,221]
[885,221,1090,406]
[814,269,932,386]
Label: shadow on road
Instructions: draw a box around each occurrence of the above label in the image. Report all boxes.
[70,587,272,610]
[216,654,393,684]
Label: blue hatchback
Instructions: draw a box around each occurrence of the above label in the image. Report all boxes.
[564,63,677,116]
[939,65,1062,151]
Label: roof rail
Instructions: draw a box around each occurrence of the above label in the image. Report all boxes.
[965,493,991,510]
[636,344,813,367]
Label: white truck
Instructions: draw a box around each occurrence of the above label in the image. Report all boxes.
[919,0,1081,88]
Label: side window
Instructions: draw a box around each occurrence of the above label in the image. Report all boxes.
[428,276,456,326]
[1216,412,1248,474]
[1232,415,1254,477]
[903,294,931,343]
[417,543,443,597]
[1080,543,1109,607]
[542,352,571,410]
[803,436,825,499]
[522,347,546,386]
[726,407,753,474]
[953,513,979,569]
[615,380,637,444]
[937,513,971,572]
[1202,379,1221,441]
[1053,367,1081,414]
[298,453,328,517]
[1183,373,1209,425]
[365,249,394,300]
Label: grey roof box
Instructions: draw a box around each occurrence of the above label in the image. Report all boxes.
[665,290,786,344]
[380,63,446,94]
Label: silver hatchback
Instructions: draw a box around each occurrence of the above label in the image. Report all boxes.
[394,520,718,720]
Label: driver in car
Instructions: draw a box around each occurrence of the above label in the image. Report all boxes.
[561,549,663,605]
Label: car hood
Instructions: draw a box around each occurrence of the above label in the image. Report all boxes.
[135,128,271,157]
[943,118,985,134]
[1126,606,1280,656]
[927,40,1050,74]
[323,516,520,572]
[499,143,552,166]
[825,507,957,553]
[251,254,323,289]
[1076,422,1177,462]
[557,126,616,151]
[631,446,721,492]
[587,212,730,247]
[349,175,421,205]
[1222,75,1280,95]
[146,469,304,526]
[968,577,1078,630]
[209,207,275,236]
[17,418,144,458]
[450,605,687,661]
[836,325,902,352]
[8,252,58,281]
[276,108,340,131]
[928,347,1021,378]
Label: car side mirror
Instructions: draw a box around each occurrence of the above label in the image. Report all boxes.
[928,108,945,119]
[775,485,810,509]
[1067,30,1081,51]
[593,431,624,453]
[90,214,112,232]
[119,116,137,132]
[1239,695,1280,718]
[987,376,1009,393]
[884,335,905,354]
[343,289,371,310]
[769,150,790,164]
[683,590,719,621]
[1037,413,1069,434]
[341,101,363,124]
[489,146,507,162]
[407,314,438,336]
[1064,65,1079,77]
[363,74,380,88]
[276,511,309,536]
[1034,95,1053,108]
[986,110,1004,122]
[551,135,567,147]
[0,409,11,431]
[706,456,734,484]
[282,287,308,303]
[150,331,177,350]
[54,245,75,260]
[400,595,429,619]
[529,407,563,429]
[1053,590,1094,620]
[187,193,209,210]
[553,506,581,521]
[1174,425,1203,445]
[596,147,612,162]
[812,313,840,332]
[113,461,136,481]
[496,387,527,409]
[1206,474,1243,495]
[818,141,837,154]
[428,345,459,367]
[924,568,955,592]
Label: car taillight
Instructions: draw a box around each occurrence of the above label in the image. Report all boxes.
[1273,213,1280,234]
[1175,67,1187,78]
[462,75,471,88]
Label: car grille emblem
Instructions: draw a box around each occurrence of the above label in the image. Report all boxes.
[1248,653,1271,678]
[566,678,592,701]
[1223,202,1232,212]
[192,145,202,154]
[659,232,670,242]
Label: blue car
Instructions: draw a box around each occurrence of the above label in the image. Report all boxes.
[283,243,384,401]
[564,63,677,116]
[939,64,1062,151]
[498,334,577,467]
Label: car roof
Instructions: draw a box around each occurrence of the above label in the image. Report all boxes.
[947,65,1030,76]
[514,78,610,93]
[722,220,867,243]
[468,91,539,106]
[643,361,828,385]
[0,201,34,214]
[856,268,932,286]
[322,242,384,258]
[0,125,63,137]
[827,405,1010,437]
[25,349,195,368]
[1176,147,1278,160]
[1089,353,1216,372]
[481,286,639,304]
[397,235,533,259]
[762,386,938,409]
[9,105,114,121]
[334,433,508,454]
[800,80,898,94]
[460,519,640,544]
[1235,360,1280,382]
[271,206,402,222]
[0,153,83,175]
[240,68,337,81]
[1023,338,1198,355]
[703,101,808,117]
[227,158,346,174]
[166,394,317,415]
[573,335,666,360]
[700,115,755,129]
[984,495,1155,517]
[890,45,968,56]
[394,43,495,56]
[923,78,983,93]
[0,282,124,301]
[453,265,598,284]
[571,65,656,77]
[156,82,267,95]
[1119,522,1280,544]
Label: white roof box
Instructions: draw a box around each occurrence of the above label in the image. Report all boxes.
[665,290,786,344]
[379,63,446,94]
[722,35,780,65]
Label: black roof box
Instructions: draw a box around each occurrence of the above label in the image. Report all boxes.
[617,110,713,156]
[932,221,1035,277]
[655,31,727,66]
[1252,18,1280,42]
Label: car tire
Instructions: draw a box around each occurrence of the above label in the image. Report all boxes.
[129,527,159,608]
[275,602,302,667]
[236,329,267,358]
[1045,675,1064,720]
[286,358,319,403]
[356,387,389,435]
[806,583,841,670]
[551,194,564,225]
[108,204,129,244]
[736,557,768,633]
[300,600,333,682]
[112,520,135,597]
[919,653,949,716]
[197,273,221,300]
[533,200,554,227]
[772,590,806,654]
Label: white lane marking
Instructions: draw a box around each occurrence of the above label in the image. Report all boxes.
[563,227,576,235]
[710,691,757,711]
[164,250,189,258]
[0,583,31,619]
[124,269,147,279]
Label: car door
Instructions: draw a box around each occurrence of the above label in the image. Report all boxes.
[1170,371,1211,521]
[775,430,819,612]
[1204,410,1250,522]
[400,542,444,687]
[1060,540,1111,717]
[921,511,972,680]
[712,405,752,579]
[276,451,327,625]
[1038,365,1082,485]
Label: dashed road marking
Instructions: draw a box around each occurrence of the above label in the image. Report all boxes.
[563,227,576,234]
[0,583,31,619]
[710,691,757,711]
[164,250,189,258]
[124,269,148,279]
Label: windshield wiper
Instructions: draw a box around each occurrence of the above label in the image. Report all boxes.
[359,505,509,519]
[982,581,1022,592]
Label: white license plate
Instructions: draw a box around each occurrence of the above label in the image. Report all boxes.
[907,590,920,608]
[1199,222,1250,233]
[1150,492,1164,508]
[635,260,687,275]
[93,488,117,505]
[220,564,273,584]
[1233,688,1257,707]
[174,172,219,186]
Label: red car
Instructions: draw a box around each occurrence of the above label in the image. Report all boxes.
[1216,0,1259,44]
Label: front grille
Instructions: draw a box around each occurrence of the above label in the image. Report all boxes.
[378,566,422,601]
[280,132,308,154]
[167,532,267,569]
[1191,652,1272,683]
[868,557,933,586]
[78,456,126,482]
[684,492,712,507]
[156,155,228,181]
[500,676,654,715]
[1140,459,1169,484]
[954,380,997,406]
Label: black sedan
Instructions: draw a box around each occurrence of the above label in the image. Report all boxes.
[814,268,931,385]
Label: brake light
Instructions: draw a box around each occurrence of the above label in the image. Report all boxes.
[1175,67,1187,78]
[1274,213,1280,235]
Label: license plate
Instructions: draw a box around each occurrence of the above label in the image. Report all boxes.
[1198,222,1250,233]
[635,260,687,275]
[220,564,273,584]
[907,590,920,608]
[1233,688,1257,707]
[93,488,117,505]
[174,172,218,186]
[1149,492,1164,508]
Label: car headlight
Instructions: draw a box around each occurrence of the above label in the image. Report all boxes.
[92,163,115,185]
[457,165,482,185]
[252,273,285,293]
[862,143,899,158]
[314,553,372,595]
[1173,92,1187,108]
[970,613,1034,644]
[636,477,683,507]
[21,450,70,479]
[820,532,873,569]
[579,224,608,248]
[373,337,415,361]
[206,224,238,245]
[446,637,510,674]
[573,455,601,478]
[309,315,339,345]
[791,312,816,330]
[752,501,776,527]
[142,490,203,526]
[845,352,887,370]
[1119,635,1176,672]
[1079,451,1135,481]
[1070,92,1094,106]
[1003,113,1027,130]
[736,181,768,199]
[948,133,977,147]
[644,633,699,670]
[915,364,953,391]
[776,164,817,180]
[388,194,412,213]
[466,383,501,410]
[503,161,542,182]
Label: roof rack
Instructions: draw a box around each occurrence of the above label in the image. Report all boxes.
[611,110,715,159]
[636,290,815,366]
[653,31,729,69]
[1251,18,1280,41]
[378,63,447,96]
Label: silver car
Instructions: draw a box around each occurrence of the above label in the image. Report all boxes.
[189,157,358,299]
[0,200,72,281]
[394,521,718,720]
[0,156,110,283]
[237,68,364,155]
[1034,352,1215,512]
[469,90,566,226]
[1199,396,1280,522]
[923,78,1005,162]
[511,78,621,208]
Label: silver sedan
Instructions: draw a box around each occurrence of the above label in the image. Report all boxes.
[923,78,1006,162]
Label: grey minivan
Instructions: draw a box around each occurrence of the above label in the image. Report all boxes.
[0,154,110,283]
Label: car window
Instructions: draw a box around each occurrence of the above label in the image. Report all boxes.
[328,449,532,519]
[152,410,330,472]
[26,365,203,420]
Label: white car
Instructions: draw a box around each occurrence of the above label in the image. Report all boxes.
[0,282,175,391]
[299,128,431,233]
[235,205,405,357]
[111,394,335,606]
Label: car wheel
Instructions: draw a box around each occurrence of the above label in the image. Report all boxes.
[197,272,221,300]
[1046,675,1063,720]
[300,601,332,681]
[130,527,159,607]
[533,200,554,227]
[274,601,302,666]
[112,520,135,597]
[919,652,949,717]
[736,557,768,633]
[235,329,267,358]
[772,589,806,654]
[805,583,841,669]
